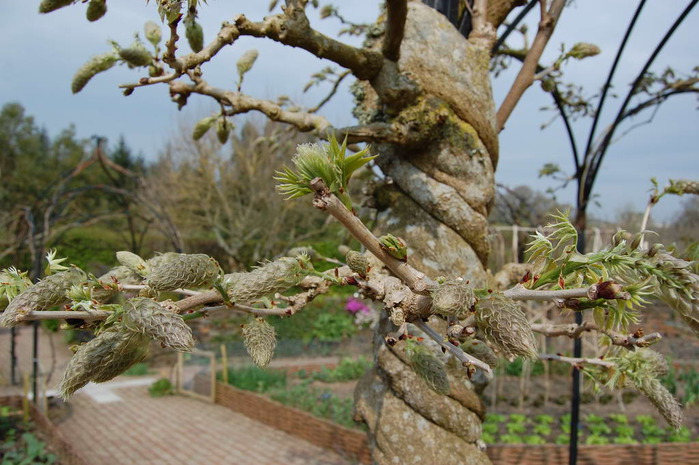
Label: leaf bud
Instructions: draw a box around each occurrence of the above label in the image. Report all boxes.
[236,49,259,79]
[144,21,162,47]
[192,116,216,140]
[185,19,204,53]
[345,251,369,277]
[85,0,107,22]
[567,42,601,60]
[39,0,74,14]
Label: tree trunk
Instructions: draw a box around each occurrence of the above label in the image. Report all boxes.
[353,4,498,464]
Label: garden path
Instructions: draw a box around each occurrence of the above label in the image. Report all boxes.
[0,327,353,465]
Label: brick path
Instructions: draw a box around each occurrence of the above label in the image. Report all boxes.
[57,382,352,465]
[1,327,353,465]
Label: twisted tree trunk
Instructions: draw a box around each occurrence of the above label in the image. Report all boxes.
[353,4,498,464]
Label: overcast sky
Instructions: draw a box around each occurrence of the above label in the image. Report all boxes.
[1,1,697,223]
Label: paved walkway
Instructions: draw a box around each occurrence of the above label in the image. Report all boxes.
[57,381,351,465]
[1,327,353,465]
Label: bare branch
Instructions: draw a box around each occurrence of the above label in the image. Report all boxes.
[413,319,493,376]
[120,284,202,297]
[469,0,496,49]
[309,178,435,295]
[308,70,350,113]
[496,0,565,131]
[233,11,383,80]
[383,0,408,61]
[531,321,663,350]
[539,353,615,368]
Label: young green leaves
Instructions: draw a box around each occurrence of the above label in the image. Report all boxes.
[275,136,376,211]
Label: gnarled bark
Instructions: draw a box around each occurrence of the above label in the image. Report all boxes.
[354,3,498,464]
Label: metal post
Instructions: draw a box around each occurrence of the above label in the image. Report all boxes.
[569,230,586,465]
[32,321,39,405]
[10,326,18,385]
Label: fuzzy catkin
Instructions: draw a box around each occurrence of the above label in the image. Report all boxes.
[123,298,194,351]
[146,253,220,291]
[345,251,369,276]
[462,338,499,368]
[637,377,683,429]
[0,268,86,327]
[185,20,204,52]
[39,0,74,13]
[404,342,450,395]
[223,257,308,303]
[85,0,107,21]
[71,53,117,94]
[119,45,151,67]
[242,318,276,367]
[475,292,538,359]
[58,328,149,399]
[431,279,475,319]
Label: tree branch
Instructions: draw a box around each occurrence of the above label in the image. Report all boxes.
[383,0,408,61]
[539,353,615,368]
[413,319,493,375]
[233,11,383,80]
[309,178,434,295]
[531,321,663,350]
[496,0,565,131]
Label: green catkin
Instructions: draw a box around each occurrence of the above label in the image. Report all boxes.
[475,292,538,359]
[144,21,162,47]
[145,253,220,291]
[186,19,204,53]
[236,49,259,77]
[223,256,309,303]
[431,279,475,319]
[58,327,149,399]
[122,297,194,351]
[39,0,74,14]
[192,116,216,140]
[242,318,277,367]
[71,53,118,94]
[404,341,450,395]
[119,45,152,67]
[85,0,107,21]
[0,268,86,327]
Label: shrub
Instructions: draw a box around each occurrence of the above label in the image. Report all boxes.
[305,356,372,383]
[223,365,286,393]
[123,362,149,376]
[148,378,173,397]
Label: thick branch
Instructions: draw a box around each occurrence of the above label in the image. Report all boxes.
[309,178,434,294]
[496,0,565,131]
[383,0,408,61]
[234,11,383,80]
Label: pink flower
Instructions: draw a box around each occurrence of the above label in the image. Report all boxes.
[345,297,371,315]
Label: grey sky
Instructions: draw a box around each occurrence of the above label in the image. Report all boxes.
[1,1,697,224]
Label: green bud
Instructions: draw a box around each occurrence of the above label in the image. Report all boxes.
[462,339,499,368]
[404,340,450,395]
[85,0,107,22]
[379,234,408,261]
[192,116,216,140]
[567,42,601,60]
[431,279,475,319]
[345,251,369,277]
[186,19,204,53]
[144,21,162,47]
[71,53,118,94]
[116,251,149,277]
[146,253,221,291]
[123,297,194,351]
[216,117,231,145]
[39,0,74,14]
[541,78,555,93]
[119,45,152,67]
[236,49,259,79]
[242,318,276,367]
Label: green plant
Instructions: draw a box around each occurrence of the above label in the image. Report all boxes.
[614,424,636,437]
[309,311,357,342]
[585,413,605,424]
[608,413,628,424]
[504,357,545,376]
[523,435,547,445]
[485,414,507,424]
[482,423,499,435]
[481,432,496,444]
[505,422,526,435]
[585,435,610,445]
[309,357,372,383]
[666,426,692,443]
[223,365,287,393]
[148,378,173,397]
[555,434,569,445]
[680,367,699,407]
[123,362,149,376]
[508,413,527,424]
[613,436,638,445]
[1,427,56,465]
[533,424,552,436]
[499,434,523,444]
[587,423,611,436]
[534,414,554,425]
